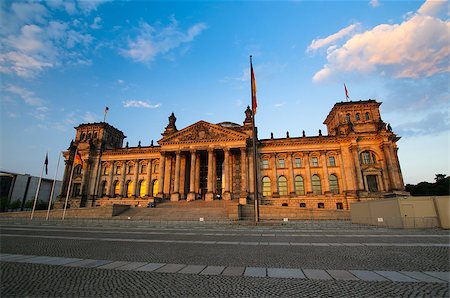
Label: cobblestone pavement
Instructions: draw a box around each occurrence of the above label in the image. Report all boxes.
[1,221,449,297]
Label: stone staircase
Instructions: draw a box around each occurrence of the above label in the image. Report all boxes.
[114,200,239,221]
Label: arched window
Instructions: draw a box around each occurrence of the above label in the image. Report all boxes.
[346,113,351,123]
[278,176,288,196]
[100,181,107,196]
[87,132,92,139]
[365,112,370,120]
[126,180,133,197]
[361,151,377,165]
[127,165,134,174]
[300,202,306,208]
[80,132,85,140]
[93,131,98,139]
[329,174,339,194]
[152,179,159,196]
[262,176,271,197]
[140,164,147,174]
[312,174,322,195]
[355,113,360,121]
[74,165,82,175]
[114,180,120,196]
[103,165,109,175]
[294,176,305,195]
[139,180,147,197]
[115,165,121,175]
[153,164,159,173]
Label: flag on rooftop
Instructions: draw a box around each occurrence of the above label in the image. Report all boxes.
[344,83,349,101]
[75,151,83,166]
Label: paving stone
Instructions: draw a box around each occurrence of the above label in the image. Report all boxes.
[289,243,311,246]
[303,269,333,280]
[25,256,58,264]
[178,265,206,274]
[42,257,82,265]
[1,254,35,262]
[11,255,38,263]
[375,271,418,282]
[221,266,245,276]
[135,263,166,272]
[350,270,388,281]
[116,262,148,271]
[267,268,305,279]
[200,266,225,275]
[239,242,259,245]
[424,272,450,282]
[0,253,12,259]
[327,270,359,281]
[155,264,186,273]
[66,259,101,268]
[244,267,266,277]
[96,261,130,269]
[268,242,290,246]
[310,243,330,246]
[401,271,448,283]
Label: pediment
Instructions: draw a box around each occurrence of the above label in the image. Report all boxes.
[159,121,248,144]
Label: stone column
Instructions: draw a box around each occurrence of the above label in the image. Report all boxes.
[287,153,295,196]
[350,145,364,191]
[121,162,126,197]
[321,151,330,194]
[146,159,153,196]
[271,154,278,197]
[304,152,312,194]
[171,151,181,201]
[338,152,347,193]
[108,162,114,197]
[80,158,88,196]
[223,148,231,200]
[195,153,200,195]
[205,149,214,201]
[133,159,139,197]
[240,148,248,199]
[60,160,71,197]
[157,152,166,198]
[187,150,197,201]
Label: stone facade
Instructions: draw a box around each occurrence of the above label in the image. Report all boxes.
[55,99,405,210]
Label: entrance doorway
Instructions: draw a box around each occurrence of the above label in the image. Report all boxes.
[367,175,378,192]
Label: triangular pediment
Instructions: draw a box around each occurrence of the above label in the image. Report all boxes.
[159,121,248,144]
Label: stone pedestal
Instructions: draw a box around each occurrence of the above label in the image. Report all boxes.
[223,191,231,201]
[205,192,214,201]
[187,192,196,201]
[170,193,180,201]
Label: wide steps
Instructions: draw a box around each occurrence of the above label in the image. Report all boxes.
[115,200,236,221]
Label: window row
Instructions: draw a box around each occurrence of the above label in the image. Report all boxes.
[261,174,339,197]
[102,163,159,176]
[346,112,370,123]
[79,131,98,141]
[282,202,344,209]
[99,179,159,197]
[262,156,337,169]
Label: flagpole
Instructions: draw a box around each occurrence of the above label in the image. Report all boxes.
[250,56,259,223]
[62,147,77,220]
[31,152,47,220]
[46,152,61,220]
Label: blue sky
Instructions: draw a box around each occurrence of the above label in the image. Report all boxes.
[0,0,448,184]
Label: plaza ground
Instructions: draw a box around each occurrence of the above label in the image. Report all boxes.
[1,219,449,297]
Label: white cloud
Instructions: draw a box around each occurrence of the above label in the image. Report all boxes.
[123,100,161,109]
[311,0,450,82]
[4,84,43,106]
[369,0,381,8]
[0,1,102,78]
[417,0,447,17]
[90,16,102,29]
[82,111,97,123]
[307,23,360,53]
[122,18,207,63]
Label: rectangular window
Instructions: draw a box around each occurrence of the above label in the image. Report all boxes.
[278,159,285,168]
[262,159,269,169]
[311,157,319,167]
[72,183,81,196]
[336,203,344,210]
[295,158,301,168]
[141,165,147,174]
[318,202,325,209]
[329,156,336,166]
